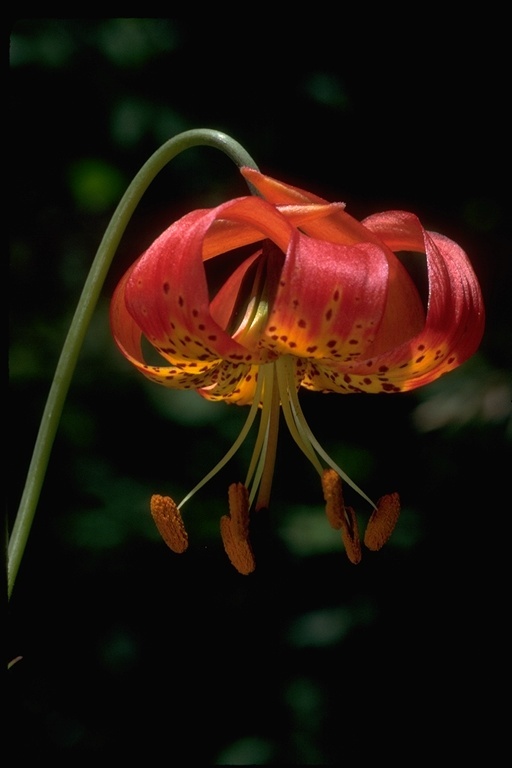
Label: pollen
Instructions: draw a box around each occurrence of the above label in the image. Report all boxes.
[220,483,255,575]
[150,494,189,554]
[322,469,361,564]
[340,505,362,564]
[364,492,401,551]
[321,468,345,530]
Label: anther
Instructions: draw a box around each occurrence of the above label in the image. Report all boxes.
[340,505,362,564]
[322,469,361,564]
[220,483,255,575]
[150,494,189,553]
[321,468,345,530]
[364,492,401,551]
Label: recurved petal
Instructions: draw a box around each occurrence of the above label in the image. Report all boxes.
[123,196,322,366]
[110,266,145,363]
[241,166,383,246]
[259,229,390,361]
[122,208,254,366]
[202,201,350,260]
[110,259,254,397]
[302,211,484,393]
[197,362,261,405]
[359,211,484,390]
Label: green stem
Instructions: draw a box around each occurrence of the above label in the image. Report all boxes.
[8,129,259,599]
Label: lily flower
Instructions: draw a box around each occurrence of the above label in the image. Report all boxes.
[110,168,484,573]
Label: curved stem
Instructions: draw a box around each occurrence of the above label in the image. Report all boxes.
[8,129,259,599]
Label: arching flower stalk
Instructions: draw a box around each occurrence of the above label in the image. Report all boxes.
[111,166,484,573]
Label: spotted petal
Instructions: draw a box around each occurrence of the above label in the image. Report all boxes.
[303,211,485,393]
[242,167,426,363]
[111,193,345,403]
[260,229,390,361]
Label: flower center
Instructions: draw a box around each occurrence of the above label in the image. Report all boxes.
[209,239,284,355]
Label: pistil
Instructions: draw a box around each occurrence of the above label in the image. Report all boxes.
[245,363,281,511]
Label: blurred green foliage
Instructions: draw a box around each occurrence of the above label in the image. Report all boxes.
[9,18,510,764]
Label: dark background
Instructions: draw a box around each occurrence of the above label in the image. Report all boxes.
[8,18,510,763]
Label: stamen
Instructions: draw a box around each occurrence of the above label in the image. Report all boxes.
[277,356,376,508]
[250,366,281,511]
[321,468,345,530]
[227,482,250,539]
[364,492,401,551]
[177,364,267,510]
[321,469,361,563]
[276,356,323,474]
[220,483,255,575]
[150,494,188,553]
[340,505,362,565]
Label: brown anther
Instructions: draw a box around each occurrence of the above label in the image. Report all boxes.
[220,483,255,575]
[322,469,361,563]
[364,492,401,551]
[340,505,362,564]
[321,468,345,530]
[227,482,250,539]
[150,494,189,554]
